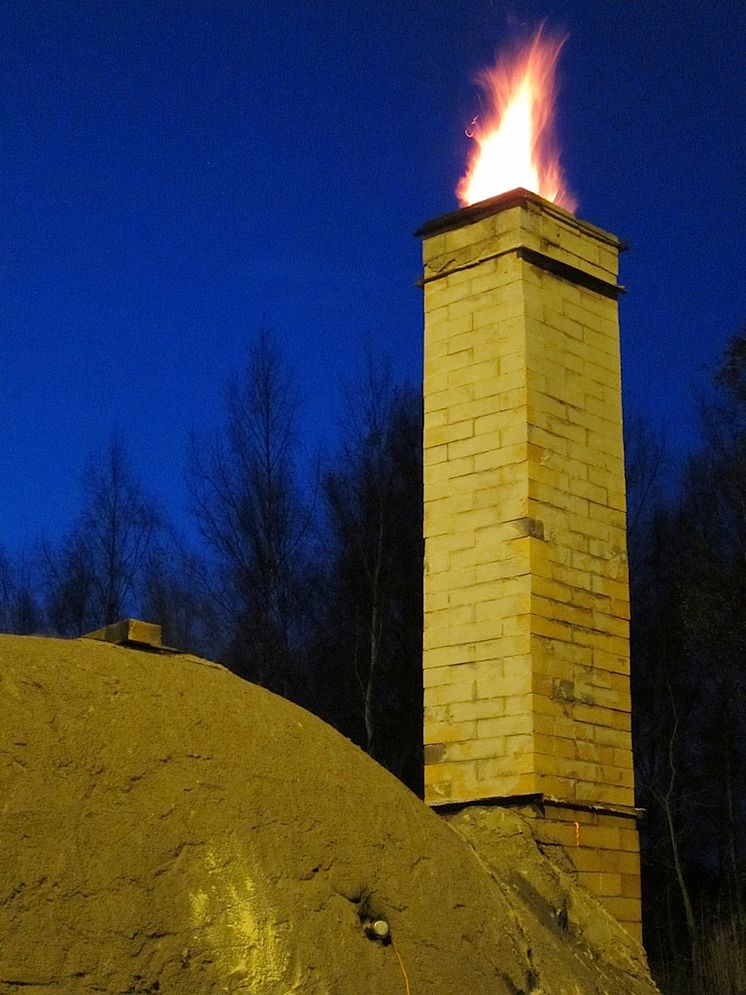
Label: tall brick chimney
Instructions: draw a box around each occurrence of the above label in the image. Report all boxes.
[417,188,641,940]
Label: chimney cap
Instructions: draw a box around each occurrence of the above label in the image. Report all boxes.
[414,186,623,250]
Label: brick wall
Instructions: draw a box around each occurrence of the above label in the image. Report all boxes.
[418,189,641,937]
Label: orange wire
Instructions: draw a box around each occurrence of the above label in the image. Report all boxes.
[392,940,411,995]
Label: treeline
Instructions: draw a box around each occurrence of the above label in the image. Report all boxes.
[0,332,423,792]
[628,331,746,992]
[3,327,746,992]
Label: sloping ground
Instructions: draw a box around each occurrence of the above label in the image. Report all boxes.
[0,635,657,994]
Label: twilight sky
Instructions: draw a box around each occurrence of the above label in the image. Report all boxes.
[3,0,745,553]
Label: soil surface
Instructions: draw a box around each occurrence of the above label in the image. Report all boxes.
[0,634,658,993]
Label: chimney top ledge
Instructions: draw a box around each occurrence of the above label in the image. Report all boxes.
[415,187,622,250]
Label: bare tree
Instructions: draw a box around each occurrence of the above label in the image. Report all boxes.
[0,549,40,634]
[316,358,423,791]
[189,331,311,694]
[42,436,163,635]
[624,411,667,545]
[630,330,746,988]
[142,540,210,655]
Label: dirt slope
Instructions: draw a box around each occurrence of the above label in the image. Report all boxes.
[0,634,657,993]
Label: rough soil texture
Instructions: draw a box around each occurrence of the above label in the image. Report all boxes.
[1,635,658,994]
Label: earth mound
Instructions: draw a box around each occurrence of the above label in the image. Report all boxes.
[0,634,657,993]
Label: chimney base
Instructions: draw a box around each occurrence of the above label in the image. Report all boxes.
[442,798,643,944]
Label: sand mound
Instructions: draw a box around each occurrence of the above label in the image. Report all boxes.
[0,634,656,993]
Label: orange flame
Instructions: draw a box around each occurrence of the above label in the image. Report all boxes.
[456,28,577,212]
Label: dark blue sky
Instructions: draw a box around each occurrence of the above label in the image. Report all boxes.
[3,0,745,552]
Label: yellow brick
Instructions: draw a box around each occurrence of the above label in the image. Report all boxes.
[593,850,637,874]
[444,702,507,731]
[475,593,532,623]
[617,828,640,854]
[474,560,530,586]
[424,760,481,801]
[566,847,604,873]
[592,724,632,749]
[569,589,611,614]
[532,595,592,628]
[423,565,475,593]
[423,442,448,464]
[425,491,475,519]
[601,896,642,926]
[423,719,476,745]
[578,871,623,898]
[575,740,616,765]
[542,305,585,340]
[473,368,526,398]
[528,423,568,456]
[571,628,613,653]
[448,328,497,359]
[423,644,477,670]
[425,617,500,650]
[424,408,449,431]
[451,708,526,736]
[478,771,539,799]
[613,746,634,769]
[572,700,627,729]
[617,851,641,875]
[423,661,479,687]
[448,434,503,460]
[503,692,534,716]
[529,615,573,642]
[573,824,620,850]
[472,482,524,511]
[536,773,578,800]
[446,546,488,571]
[566,512,610,542]
[423,589,451,613]
[478,740,535,777]
[471,716,510,743]
[582,683,630,712]
[429,453,475,479]
[447,357,502,388]
[576,781,633,807]
[621,874,642,899]
[446,394,500,423]
[443,579,516,610]
[476,669,532,701]
[425,602,474,629]
[426,279,470,310]
[443,736,506,762]
[424,678,477,707]
[424,384,475,413]
[554,756,602,784]
[424,350,475,379]
[534,732,575,759]
[425,419,474,446]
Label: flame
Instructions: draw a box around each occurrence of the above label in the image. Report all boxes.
[456,28,576,212]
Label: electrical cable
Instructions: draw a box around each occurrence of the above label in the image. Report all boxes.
[392,939,411,995]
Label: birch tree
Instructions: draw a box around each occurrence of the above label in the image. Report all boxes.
[317,361,423,791]
[189,332,311,695]
[42,436,162,634]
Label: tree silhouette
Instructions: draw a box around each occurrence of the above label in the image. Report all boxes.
[42,436,162,635]
[189,331,312,695]
[315,360,423,793]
